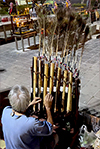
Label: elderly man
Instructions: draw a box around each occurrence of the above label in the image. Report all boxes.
[1,85,58,149]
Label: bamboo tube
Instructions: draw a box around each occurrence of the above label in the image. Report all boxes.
[49,63,54,94]
[61,70,67,112]
[38,60,42,96]
[33,57,37,99]
[67,72,73,113]
[43,63,49,105]
[54,67,61,112]
[31,57,34,101]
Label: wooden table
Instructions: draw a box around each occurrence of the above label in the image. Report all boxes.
[12,16,38,51]
[0,17,38,43]
[13,30,37,51]
[0,21,12,42]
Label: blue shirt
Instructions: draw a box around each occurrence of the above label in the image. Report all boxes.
[1,106,53,149]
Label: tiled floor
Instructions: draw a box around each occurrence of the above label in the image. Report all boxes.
[0,30,100,111]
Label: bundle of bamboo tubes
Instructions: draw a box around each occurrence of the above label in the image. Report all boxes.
[30,6,89,120]
[31,56,80,115]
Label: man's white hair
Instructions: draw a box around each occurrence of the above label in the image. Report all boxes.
[8,85,30,112]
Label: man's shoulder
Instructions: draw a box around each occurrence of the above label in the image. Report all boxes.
[2,106,12,116]
[3,106,12,111]
[1,106,12,123]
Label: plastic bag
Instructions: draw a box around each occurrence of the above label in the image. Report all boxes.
[79,125,97,148]
[93,130,100,149]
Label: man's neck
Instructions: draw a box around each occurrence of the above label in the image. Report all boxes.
[12,109,23,116]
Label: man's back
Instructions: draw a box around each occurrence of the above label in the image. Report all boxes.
[1,106,52,149]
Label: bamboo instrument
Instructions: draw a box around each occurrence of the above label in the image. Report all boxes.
[49,63,54,94]
[62,70,67,112]
[31,57,34,101]
[38,59,42,96]
[35,59,42,111]
[67,72,73,113]
[33,57,37,99]
[43,63,49,105]
[33,57,37,110]
[54,67,61,112]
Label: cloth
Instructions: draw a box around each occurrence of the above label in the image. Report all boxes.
[9,8,12,14]
[1,106,53,149]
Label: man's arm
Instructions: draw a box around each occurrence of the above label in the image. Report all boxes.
[44,94,53,125]
[25,97,42,116]
[46,108,53,125]
[28,97,42,107]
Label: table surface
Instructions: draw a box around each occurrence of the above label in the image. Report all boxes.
[0,21,11,26]
[0,17,38,27]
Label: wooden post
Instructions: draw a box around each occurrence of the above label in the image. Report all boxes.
[33,33,36,46]
[3,26,7,42]
[62,70,67,112]
[49,63,54,94]
[28,36,30,46]
[15,37,18,50]
[21,36,24,52]
[67,72,73,113]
